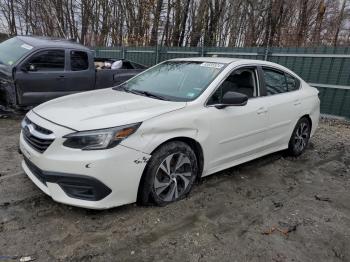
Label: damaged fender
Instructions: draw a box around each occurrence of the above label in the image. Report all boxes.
[0,80,17,112]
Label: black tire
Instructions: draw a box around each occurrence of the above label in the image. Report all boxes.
[287,117,311,156]
[138,141,198,206]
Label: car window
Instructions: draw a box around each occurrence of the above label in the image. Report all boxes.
[286,73,300,91]
[27,50,65,71]
[262,68,287,95]
[71,51,89,71]
[207,68,258,105]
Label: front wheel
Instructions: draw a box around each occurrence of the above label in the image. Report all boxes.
[287,117,311,156]
[138,141,198,206]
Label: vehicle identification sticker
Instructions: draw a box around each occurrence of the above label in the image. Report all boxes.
[200,62,224,69]
[21,44,33,50]
[187,92,195,98]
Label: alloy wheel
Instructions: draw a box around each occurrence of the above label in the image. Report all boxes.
[293,122,310,152]
[154,153,193,202]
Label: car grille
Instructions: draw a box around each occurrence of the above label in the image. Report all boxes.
[22,117,55,153]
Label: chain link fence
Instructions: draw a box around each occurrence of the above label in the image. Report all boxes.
[94,46,350,119]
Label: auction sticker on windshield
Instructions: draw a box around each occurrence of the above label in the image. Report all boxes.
[200,62,224,69]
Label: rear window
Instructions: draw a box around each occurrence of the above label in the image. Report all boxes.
[71,51,89,71]
[286,74,300,91]
[262,68,288,95]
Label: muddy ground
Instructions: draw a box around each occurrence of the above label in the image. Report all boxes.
[0,116,349,262]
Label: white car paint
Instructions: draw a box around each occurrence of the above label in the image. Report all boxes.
[19,58,320,209]
[33,88,186,131]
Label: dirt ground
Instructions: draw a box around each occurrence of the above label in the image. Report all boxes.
[0,116,349,262]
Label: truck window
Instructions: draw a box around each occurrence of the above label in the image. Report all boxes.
[71,51,89,71]
[27,50,65,71]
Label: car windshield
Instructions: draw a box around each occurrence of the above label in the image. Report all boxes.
[0,37,33,66]
[116,61,225,101]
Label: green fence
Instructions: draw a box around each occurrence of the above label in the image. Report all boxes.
[94,46,350,119]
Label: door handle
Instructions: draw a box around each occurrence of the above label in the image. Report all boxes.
[257,107,268,115]
[294,100,301,106]
[56,75,65,81]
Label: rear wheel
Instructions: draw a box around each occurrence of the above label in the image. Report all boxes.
[287,117,311,156]
[138,141,198,206]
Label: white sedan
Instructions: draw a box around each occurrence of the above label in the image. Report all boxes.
[19,58,320,209]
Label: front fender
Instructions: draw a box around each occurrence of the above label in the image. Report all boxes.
[123,124,200,154]
[0,81,17,111]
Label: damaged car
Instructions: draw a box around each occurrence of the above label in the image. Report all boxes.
[0,36,146,113]
[19,57,320,209]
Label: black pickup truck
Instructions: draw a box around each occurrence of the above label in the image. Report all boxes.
[0,36,147,112]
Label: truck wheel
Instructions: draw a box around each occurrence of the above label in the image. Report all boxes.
[138,141,198,206]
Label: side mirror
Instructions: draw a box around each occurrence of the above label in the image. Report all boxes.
[215,91,248,109]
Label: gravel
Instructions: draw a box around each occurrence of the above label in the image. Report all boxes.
[0,116,349,262]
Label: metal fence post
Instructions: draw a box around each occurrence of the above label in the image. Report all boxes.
[264,45,270,61]
[122,46,126,59]
[155,44,159,64]
[201,38,204,57]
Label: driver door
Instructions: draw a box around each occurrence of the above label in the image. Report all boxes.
[15,49,68,106]
[204,66,269,173]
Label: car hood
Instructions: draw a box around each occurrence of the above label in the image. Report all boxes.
[33,88,186,131]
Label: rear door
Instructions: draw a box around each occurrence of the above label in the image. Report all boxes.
[15,49,68,106]
[260,66,302,149]
[64,50,95,91]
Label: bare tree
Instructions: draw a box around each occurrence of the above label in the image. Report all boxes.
[333,0,348,46]
[312,0,326,45]
[150,0,164,45]
[0,0,349,47]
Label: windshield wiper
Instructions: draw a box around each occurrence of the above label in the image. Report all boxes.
[114,84,129,92]
[114,85,168,100]
[128,89,168,101]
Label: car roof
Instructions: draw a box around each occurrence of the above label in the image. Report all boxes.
[170,57,240,64]
[16,36,91,51]
[169,56,280,66]
[169,57,280,66]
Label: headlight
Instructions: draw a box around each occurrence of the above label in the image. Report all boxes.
[63,123,141,150]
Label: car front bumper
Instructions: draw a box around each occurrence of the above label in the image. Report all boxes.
[19,111,151,209]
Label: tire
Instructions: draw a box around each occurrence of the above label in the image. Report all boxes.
[287,117,311,156]
[138,141,198,206]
